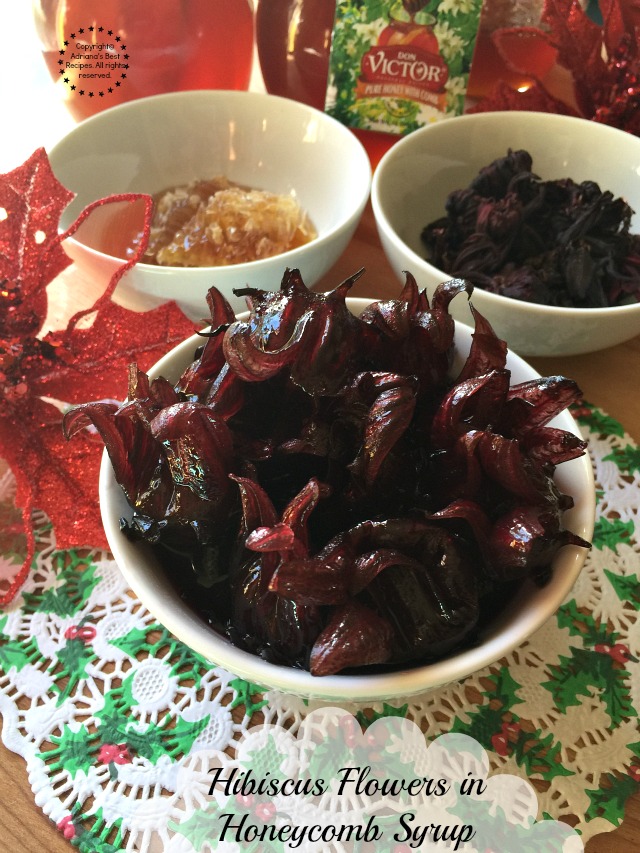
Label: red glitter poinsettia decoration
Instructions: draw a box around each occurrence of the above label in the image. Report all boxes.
[0,149,196,605]
[471,0,640,135]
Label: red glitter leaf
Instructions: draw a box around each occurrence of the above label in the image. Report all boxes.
[0,149,73,337]
[35,299,196,404]
[0,149,196,605]
[540,0,604,75]
[471,0,640,134]
[1,396,107,557]
[34,301,194,539]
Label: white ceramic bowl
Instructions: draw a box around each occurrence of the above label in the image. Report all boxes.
[48,90,371,320]
[372,111,640,357]
[99,297,595,702]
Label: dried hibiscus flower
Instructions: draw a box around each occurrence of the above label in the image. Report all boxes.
[422,148,640,308]
[65,269,591,676]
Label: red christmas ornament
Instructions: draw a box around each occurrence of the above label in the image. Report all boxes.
[470,0,640,136]
[0,149,196,605]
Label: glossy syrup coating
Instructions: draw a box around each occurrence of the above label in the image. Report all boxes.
[65,271,591,675]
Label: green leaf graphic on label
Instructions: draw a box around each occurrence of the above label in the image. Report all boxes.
[326,0,483,134]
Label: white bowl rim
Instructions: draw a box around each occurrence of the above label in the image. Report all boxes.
[371,110,640,318]
[51,89,372,272]
[99,296,596,701]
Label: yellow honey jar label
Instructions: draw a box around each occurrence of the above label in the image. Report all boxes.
[325,0,483,136]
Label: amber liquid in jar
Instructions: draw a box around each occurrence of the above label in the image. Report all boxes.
[34,0,254,121]
[256,0,398,169]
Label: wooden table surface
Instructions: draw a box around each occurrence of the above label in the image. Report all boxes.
[1,202,639,851]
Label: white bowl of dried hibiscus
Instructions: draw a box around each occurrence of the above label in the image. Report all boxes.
[372,111,640,357]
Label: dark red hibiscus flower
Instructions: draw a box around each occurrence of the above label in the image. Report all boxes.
[65,270,591,676]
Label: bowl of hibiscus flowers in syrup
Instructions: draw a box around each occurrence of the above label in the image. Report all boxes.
[372,111,640,357]
[68,269,595,702]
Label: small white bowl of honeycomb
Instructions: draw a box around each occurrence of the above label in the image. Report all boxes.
[48,90,372,321]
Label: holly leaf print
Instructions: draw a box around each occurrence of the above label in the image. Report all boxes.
[585,771,639,826]
[451,707,512,751]
[43,724,98,778]
[97,686,209,764]
[571,403,625,438]
[0,614,40,672]
[0,635,40,674]
[71,808,124,853]
[22,554,100,616]
[169,804,227,851]
[604,569,640,610]
[602,444,640,475]
[483,665,525,708]
[110,625,209,690]
[556,599,619,646]
[511,729,573,781]
[107,626,148,658]
[592,516,635,553]
[543,647,636,725]
[229,677,268,717]
[451,666,525,749]
[356,702,409,728]
[152,714,211,761]
[51,636,97,704]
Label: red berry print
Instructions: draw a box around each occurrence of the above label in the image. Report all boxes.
[255,801,277,821]
[491,733,510,756]
[236,793,254,809]
[57,815,76,840]
[98,743,131,765]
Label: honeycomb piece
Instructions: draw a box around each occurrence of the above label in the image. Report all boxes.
[142,178,316,267]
